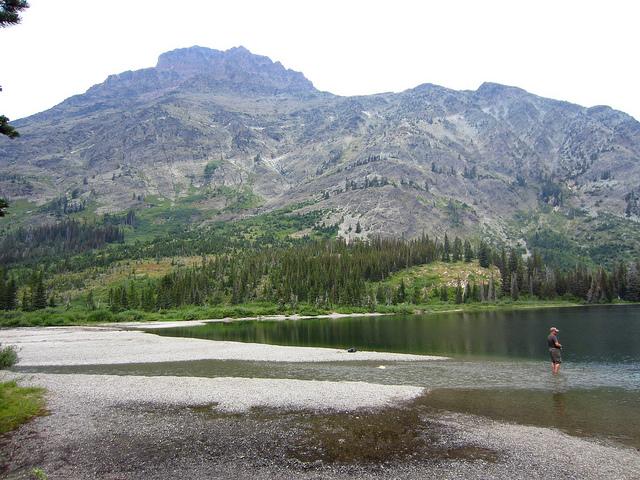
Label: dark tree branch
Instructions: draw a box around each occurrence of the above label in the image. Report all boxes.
[0,0,29,27]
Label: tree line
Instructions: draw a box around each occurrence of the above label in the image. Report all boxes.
[2,231,639,313]
[0,219,124,266]
[102,236,640,313]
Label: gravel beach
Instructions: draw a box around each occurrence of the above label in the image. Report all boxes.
[3,326,447,366]
[2,372,425,413]
[2,373,639,480]
[1,326,639,479]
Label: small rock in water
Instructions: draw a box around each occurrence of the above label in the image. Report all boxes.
[347,347,357,353]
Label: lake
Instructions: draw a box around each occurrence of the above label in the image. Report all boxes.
[150,304,640,448]
[21,305,640,448]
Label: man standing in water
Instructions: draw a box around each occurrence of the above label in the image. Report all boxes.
[548,327,562,374]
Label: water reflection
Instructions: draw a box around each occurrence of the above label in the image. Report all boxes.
[151,305,640,363]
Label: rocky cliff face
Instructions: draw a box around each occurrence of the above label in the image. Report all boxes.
[1,46,639,262]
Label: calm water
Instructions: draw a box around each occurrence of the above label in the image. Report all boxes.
[153,305,640,363]
[151,304,640,448]
[18,305,640,448]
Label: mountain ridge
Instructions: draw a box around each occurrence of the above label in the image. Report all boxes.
[2,45,640,266]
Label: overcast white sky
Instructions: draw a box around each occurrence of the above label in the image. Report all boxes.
[1,0,639,121]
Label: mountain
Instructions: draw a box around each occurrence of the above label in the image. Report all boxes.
[1,45,640,266]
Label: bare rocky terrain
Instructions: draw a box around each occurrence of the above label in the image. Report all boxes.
[1,46,640,260]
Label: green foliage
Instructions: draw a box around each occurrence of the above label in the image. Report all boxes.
[477,241,491,268]
[0,114,19,138]
[0,274,18,310]
[126,235,446,310]
[0,1,29,27]
[203,160,221,180]
[0,219,124,267]
[0,380,45,435]
[463,240,473,262]
[31,468,48,480]
[539,180,563,206]
[214,186,263,212]
[527,228,590,269]
[0,343,18,368]
[86,309,114,323]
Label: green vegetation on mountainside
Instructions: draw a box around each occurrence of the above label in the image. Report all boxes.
[513,208,640,269]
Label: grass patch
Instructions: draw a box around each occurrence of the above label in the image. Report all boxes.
[0,381,46,434]
[376,261,500,291]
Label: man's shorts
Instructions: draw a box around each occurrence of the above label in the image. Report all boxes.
[549,348,562,364]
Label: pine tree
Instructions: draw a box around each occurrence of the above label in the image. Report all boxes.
[1,1,29,141]
[541,267,557,299]
[3,278,17,310]
[500,248,510,297]
[0,274,5,310]
[455,279,463,304]
[528,274,534,297]
[21,289,30,311]
[463,240,473,262]
[32,273,47,310]
[625,264,640,302]
[463,281,470,303]
[376,285,385,304]
[478,241,490,268]
[442,234,450,262]
[521,273,530,298]
[488,276,496,302]
[86,290,96,310]
[452,237,462,262]
[586,276,596,303]
[612,262,626,299]
[440,285,449,302]
[510,273,519,300]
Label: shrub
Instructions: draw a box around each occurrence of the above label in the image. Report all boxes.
[0,344,18,369]
[182,311,198,321]
[86,309,114,323]
[115,310,145,322]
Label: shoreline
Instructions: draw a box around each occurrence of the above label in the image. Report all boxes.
[114,311,394,330]
[3,300,638,330]
[3,324,639,479]
[3,369,639,479]
[109,301,636,330]
[3,326,448,366]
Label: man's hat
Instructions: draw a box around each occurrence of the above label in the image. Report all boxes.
[550,326,560,333]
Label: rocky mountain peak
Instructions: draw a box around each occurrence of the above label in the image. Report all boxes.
[155,45,317,94]
[475,82,527,99]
